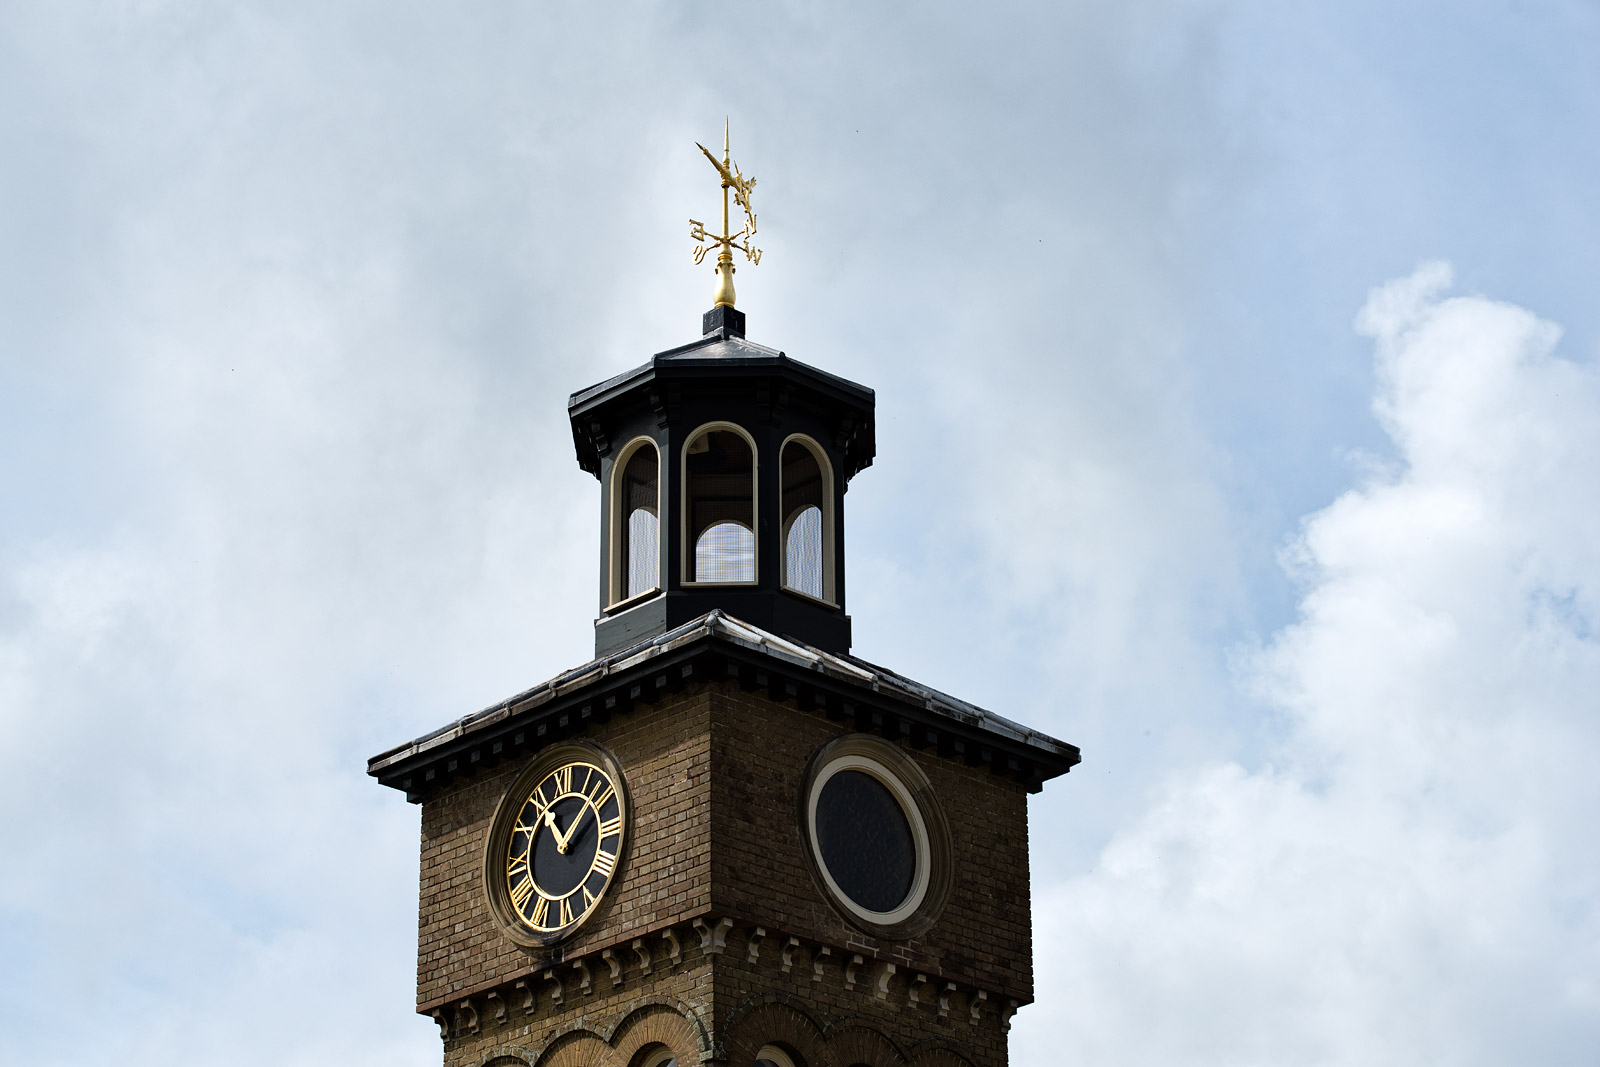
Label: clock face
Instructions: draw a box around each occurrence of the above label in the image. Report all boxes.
[502,759,625,938]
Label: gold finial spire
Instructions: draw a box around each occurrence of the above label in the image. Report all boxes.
[689,118,762,308]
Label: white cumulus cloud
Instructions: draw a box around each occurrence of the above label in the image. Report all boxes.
[1017,263,1600,1066]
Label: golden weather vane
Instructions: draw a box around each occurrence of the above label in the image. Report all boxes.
[688,119,762,308]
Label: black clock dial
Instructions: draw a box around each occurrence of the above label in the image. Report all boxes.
[503,760,624,936]
[532,795,599,896]
[814,768,916,913]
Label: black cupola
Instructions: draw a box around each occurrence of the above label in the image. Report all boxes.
[569,305,875,657]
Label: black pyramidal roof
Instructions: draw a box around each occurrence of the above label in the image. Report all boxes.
[570,307,875,481]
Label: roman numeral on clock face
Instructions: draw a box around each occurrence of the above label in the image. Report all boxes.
[509,875,535,911]
[552,766,572,794]
[592,848,616,878]
[559,896,574,926]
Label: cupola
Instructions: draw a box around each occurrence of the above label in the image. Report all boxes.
[569,304,874,656]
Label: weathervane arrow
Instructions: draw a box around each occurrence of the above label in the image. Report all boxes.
[688,118,762,309]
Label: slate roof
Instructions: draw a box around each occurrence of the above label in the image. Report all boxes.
[367,610,1079,802]
[568,333,869,409]
[566,334,877,481]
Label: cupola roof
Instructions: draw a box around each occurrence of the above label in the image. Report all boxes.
[568,316,875,484]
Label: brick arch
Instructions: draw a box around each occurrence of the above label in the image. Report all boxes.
[610,1001,709,1067]
[903,1046,978,1067]
[722,997,833,1067]
[537,1030,619,1067]
[824,1023,908,1067]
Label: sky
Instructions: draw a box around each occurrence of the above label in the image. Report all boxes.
[2,2,1597,1064]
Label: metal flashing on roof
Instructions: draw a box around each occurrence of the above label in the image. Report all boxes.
[567,335,871,411]
[367,610,1079,802]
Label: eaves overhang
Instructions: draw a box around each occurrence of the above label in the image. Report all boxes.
[567,336,877,480]
[367,610,1079,804]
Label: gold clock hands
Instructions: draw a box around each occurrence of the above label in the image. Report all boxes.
[544,807,574,853]
[547,801,598,855]
[561,806,593,854]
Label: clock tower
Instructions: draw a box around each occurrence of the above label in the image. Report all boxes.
[368,128,1079,1067]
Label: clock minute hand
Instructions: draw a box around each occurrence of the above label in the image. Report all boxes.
[557,806,593,854]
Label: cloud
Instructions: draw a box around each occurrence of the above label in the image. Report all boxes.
[1016,263,1600,1065]
[6,2,1598,1063]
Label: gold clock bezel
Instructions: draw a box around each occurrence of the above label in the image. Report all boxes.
[483,741,631,948]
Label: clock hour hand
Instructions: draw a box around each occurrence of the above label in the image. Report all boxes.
[546,805,593,854]
[544,808,573,853]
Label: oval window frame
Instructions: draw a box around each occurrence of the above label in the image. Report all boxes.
[799,734,952,939]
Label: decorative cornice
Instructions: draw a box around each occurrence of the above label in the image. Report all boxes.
[427,915,1025,1047]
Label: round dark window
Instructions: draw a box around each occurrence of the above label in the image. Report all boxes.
[814,769,916,913]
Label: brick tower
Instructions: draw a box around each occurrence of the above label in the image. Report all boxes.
[368,132,1079,1067]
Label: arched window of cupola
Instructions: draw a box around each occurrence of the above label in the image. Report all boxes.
[611,438,660,604]
[781,436,832,602]
[684,424,756,584]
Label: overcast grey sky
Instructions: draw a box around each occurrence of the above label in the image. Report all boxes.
[3,3,1598,1064]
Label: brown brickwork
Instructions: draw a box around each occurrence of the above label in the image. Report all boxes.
[414,677,1034,1067]
[706,686,1033,1004]
[418,688,715,1010]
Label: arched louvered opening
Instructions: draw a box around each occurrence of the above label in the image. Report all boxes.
[685,425,756,584]
[781,436,832,602]
[611,439,660,604]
